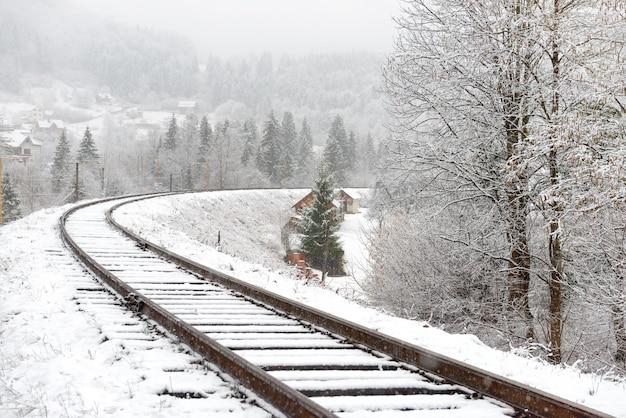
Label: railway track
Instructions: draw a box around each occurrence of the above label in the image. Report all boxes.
[60,192,610,418]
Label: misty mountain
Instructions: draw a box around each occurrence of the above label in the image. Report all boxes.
[0,0,386,138]
[0,0,198,97]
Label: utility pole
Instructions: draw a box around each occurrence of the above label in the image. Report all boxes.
[74,162,79,203]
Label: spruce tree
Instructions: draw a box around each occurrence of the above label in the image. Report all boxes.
[2,172,21,223]
[77,127,99,162]
[347,131,357,172]
[241,119,258,167]
[281,111,297,180]
[259,110,282,183]
[300,167,343,282]
[323,115,348,185]
[50,130,71,193]
[198,115,213,162]
[164,113,179,150]
[297,118,314,171]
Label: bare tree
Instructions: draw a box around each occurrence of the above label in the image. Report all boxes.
[378,0,626,367]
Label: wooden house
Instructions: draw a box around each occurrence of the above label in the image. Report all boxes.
[5,131,42,160]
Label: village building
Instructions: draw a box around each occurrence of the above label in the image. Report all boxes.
[4,130,42,161]
[20,105,44,124]
[32,119,65,141]
[177,101,197,114]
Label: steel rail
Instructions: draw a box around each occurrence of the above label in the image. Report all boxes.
[104,192,612,418]
[60,194,337,418]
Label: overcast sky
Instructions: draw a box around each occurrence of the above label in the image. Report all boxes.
[75,0,400,59]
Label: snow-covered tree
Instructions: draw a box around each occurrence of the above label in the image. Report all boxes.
[181,113,198,189]
[164,113,179,150]
[358,132,377,186]
[323,115,348,185]
[2,171,21,223]
[258,110,282,184]
[241,118,258,167]
[50,130,71,194]
[77,126,99,162]
[300,167,343,282]
[297,117,314,177]
[198,115,213,163]
[379,0,626,367]
[281,111,297,181]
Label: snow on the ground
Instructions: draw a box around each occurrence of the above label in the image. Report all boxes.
[0,189,624,417]
[0,204,271,418]
[114,190,626,417]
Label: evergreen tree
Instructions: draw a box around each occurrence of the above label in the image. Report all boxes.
[241,119,258,166]
[357,132,377,186]
[77,127,99,162]
[198,115,213,162]
[300,167,343,282]
[2,172,21,223]
[363,133,376,170]
[297,118,314,171]
[347,131,357,173]
[164,113,179,150]
[281,111,297,180]
[322,115,348,185]
[50,130,71,193]
[258,110,282,183]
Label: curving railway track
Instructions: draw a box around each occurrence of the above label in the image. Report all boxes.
[60,192,610,418]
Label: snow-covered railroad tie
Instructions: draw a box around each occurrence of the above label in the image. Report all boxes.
[60,192,611,418]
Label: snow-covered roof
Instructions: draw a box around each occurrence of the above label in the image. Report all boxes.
[340,188,371,200]
[3,130,34,147]
[177,101,197,108]
[35,119,64,129]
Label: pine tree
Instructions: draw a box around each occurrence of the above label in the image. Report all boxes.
[363,133,376,170]
[241,119,258,167]
[258,110,282,183]
[347,131,357,173]
[297,118,314,171]
[300,167,343,282]
[198,115,213,162]
[50,130,71,193]
[323,115,348,185]
[77,127,99,162]
[164,113,179,150]
[2,172,21,223]
[281,111,297,180]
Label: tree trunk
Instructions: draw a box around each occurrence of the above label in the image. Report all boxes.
[321,221,330,284]
[612,299,626,362]
[504,96,533,340]
[547,148,563,365]
[507,185,533,340]
[611,274,626,363]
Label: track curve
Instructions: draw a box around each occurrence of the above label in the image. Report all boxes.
[60,192,610,418]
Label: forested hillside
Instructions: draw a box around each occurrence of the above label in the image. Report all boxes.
[0,0,386,138]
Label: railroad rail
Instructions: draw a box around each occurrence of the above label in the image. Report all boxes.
[60,192,610,418]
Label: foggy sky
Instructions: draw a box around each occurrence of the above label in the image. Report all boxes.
[75,0,400,59]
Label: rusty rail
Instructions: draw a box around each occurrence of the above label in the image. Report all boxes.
[62,192,611,418]
[60,195,337,418]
